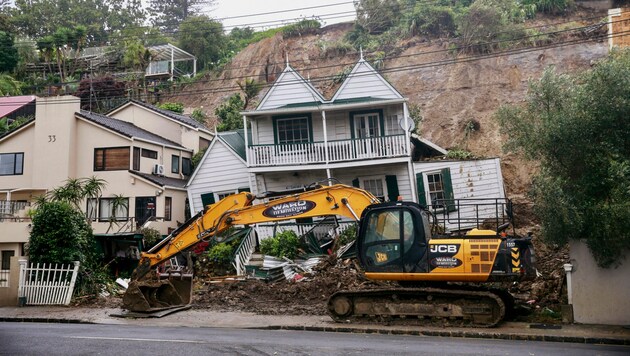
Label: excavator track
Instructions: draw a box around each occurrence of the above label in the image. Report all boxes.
[327,287,506,327]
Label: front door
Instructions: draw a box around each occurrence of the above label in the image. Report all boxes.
[135,196,156,227]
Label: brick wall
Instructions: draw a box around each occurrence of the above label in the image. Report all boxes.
[609,8,630,49]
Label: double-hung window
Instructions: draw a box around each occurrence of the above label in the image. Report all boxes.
[0,153,24,175]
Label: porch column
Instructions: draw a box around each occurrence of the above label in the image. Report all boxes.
[193,59,197,77]
[322,110,330,164]
[403,102,412,155]
[243,115,249,166]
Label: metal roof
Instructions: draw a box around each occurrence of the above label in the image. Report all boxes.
[148,43,196,62]
[0,95,36,118]
[217,130,247,161]
[77,110,185,148]
[129,170,189,188]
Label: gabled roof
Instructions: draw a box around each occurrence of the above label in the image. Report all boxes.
[217,130,247,161]
[77,110,185,149]
[331,58,403,102]
[0,117,35,142]
[129,170,188,189]
[256,65,326,111]
[108,100,209,131]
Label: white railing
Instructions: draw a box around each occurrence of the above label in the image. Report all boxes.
[232,229,257,276]
[0,201,29,216]
[0,266,9,287]
[146,60,169,76]
[255,221,355,241]
[18,260,80,306]
[248,134,407,167]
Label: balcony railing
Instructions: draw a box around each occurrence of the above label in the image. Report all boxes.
[0,201,29,217]
[247,134,408,167]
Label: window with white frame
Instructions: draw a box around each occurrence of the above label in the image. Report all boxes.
[216,190,238,201]
[385,114,405,135]
[353,112,381,138]
[425,171,446,207]
[360,176,388,202]
[98,197,129,222]
[275,117,310,144]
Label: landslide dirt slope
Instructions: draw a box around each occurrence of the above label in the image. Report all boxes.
[173,12,608,197]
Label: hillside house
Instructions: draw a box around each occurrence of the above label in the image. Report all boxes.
[188,56,508,234]
[0,95,212,271]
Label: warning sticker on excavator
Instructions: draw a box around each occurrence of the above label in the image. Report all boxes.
[263,200,316,218]
[375,252,388,263]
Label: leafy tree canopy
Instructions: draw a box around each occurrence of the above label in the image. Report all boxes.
[158,102,184,114]
[496,49,630,268]
[149,0,212,33]
[177,15,226,70]
[215,93,244,132]
[0,31,17,73]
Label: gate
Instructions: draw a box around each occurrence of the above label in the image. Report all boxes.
[18,260,80,305]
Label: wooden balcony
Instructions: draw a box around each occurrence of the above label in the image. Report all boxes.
[247,134,408,167]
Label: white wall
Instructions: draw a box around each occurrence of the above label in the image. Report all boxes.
[569,240,630,325]
[187,139,251,214]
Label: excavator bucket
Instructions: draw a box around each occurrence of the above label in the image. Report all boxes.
[122,273,193,312]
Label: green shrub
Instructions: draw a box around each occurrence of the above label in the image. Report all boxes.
[260,230,301,259]
[282,19,321,38]
[337,224,358,246]
[318,40,354,59]
[446,148,477,160]
[403,5,457,38]
[206,243,234,265]
[158,102,184,114]
[139,227,161,249]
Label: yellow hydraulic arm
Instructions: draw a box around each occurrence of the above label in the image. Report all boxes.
[133,184,380,279]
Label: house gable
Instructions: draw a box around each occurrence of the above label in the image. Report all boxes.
[332,59,403,102]
[257,65,325,110]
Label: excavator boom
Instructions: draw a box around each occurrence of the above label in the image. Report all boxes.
[123,184,379,312]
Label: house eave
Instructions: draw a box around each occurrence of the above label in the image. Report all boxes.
[242,98,408,117]
[248,156,411,173]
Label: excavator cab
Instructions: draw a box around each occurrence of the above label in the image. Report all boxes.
[357,202,431,274]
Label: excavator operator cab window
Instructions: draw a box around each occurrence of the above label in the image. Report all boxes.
[361,207,426,273]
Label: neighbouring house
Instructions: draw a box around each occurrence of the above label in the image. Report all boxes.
[187,56,508,234]
[0,95,212,278]
[0,96,36,122]
[609,7,630,49]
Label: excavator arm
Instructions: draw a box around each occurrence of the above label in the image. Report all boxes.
[123,184,380,312]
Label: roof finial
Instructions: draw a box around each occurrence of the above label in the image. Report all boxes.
[286,52,289,67]
[360,46,363,60]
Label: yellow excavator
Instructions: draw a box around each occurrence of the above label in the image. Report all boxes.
[123,183,535,327]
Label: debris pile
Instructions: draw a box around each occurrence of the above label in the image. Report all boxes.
[192,255,391,315]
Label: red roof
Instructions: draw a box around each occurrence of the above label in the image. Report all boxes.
[0,95,36,118]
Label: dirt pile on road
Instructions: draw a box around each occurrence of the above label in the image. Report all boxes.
[192,256,392,315]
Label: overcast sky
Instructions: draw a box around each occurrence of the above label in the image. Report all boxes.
[206,0,357,31]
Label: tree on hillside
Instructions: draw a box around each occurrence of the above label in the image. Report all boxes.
[0,74,21,95]
[177,15,225,70]
[354,0,401,35]
[0,31,18,73]
[149,0,214,33]
[215,93,244,132]
[496,49,630,268]
[10,0,145,44]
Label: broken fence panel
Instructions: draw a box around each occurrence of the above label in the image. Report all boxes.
[18,260,80,306]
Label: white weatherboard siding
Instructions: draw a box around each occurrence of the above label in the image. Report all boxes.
[333,61,402,101]
[414,158,506,230]
[187,140,250,213]
[258,70,323,110]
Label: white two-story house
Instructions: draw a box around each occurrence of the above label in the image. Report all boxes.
[188,56,508,233]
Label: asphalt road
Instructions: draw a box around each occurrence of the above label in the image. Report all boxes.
[0,322,628,356]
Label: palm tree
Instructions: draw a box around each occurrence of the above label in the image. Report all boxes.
[107,194,129,233]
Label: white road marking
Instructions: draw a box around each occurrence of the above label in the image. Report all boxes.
[67,336,207,344]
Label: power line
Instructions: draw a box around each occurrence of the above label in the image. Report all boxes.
[5,28,622,109]
[7,15,613,98]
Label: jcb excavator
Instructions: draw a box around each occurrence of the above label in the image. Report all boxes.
[123,183,535,327]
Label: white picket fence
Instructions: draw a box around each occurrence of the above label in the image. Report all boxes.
[18,260,80,306]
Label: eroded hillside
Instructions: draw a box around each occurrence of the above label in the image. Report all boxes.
[172,11,609,197]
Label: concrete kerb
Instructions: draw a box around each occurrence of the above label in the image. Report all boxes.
[1,310,629,346]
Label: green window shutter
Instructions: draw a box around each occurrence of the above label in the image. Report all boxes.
[385,175,399,202]
[237,187,250,193]
[349,115,356,139]
[352,178,360,188]
[441,168,456,212]
[200,192,215,209]
[415,173,427,207]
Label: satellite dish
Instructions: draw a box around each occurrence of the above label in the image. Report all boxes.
[399,117,415,132]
